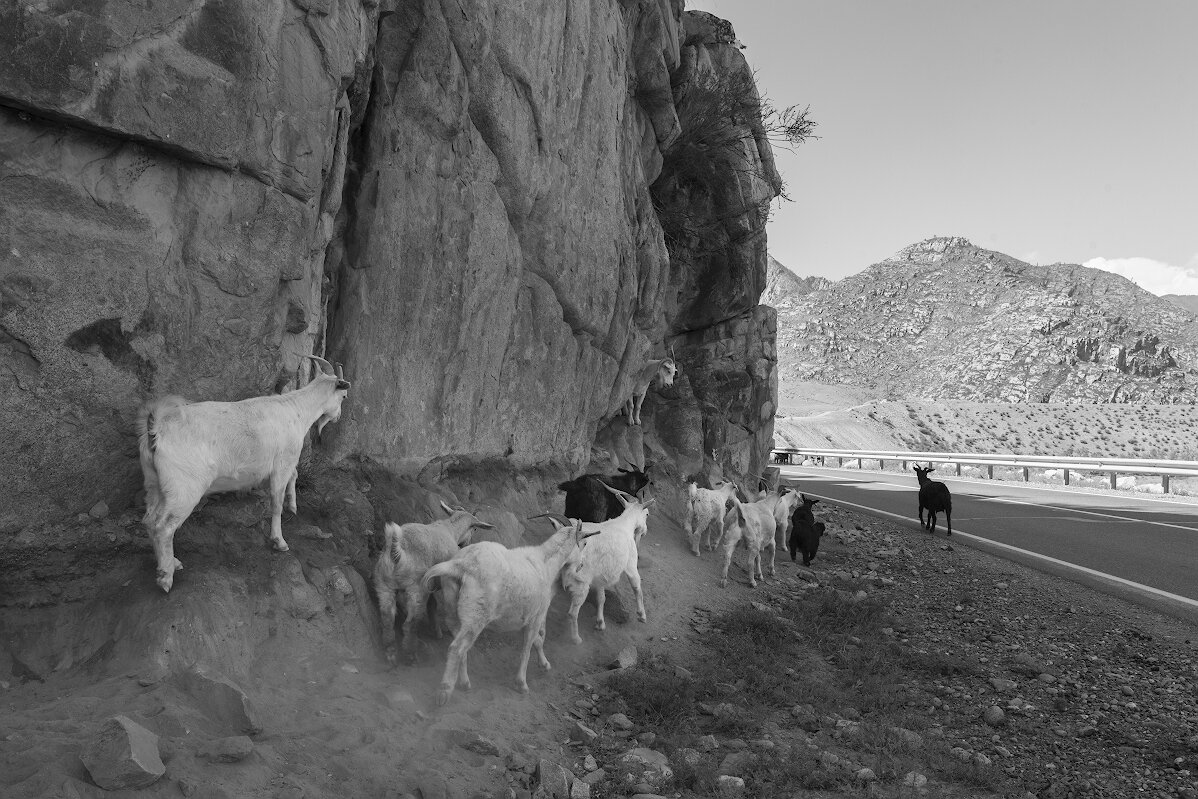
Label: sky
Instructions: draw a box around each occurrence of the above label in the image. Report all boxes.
[687,0,1198,296]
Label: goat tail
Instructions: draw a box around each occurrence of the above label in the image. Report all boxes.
[136,396,187,523]
[138,396,189,456]
[422,559,465,594]
[382,522,405,562]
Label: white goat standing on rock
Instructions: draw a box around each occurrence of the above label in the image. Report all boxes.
[136,355,350,593]
[624,353,678,426]
[373,501,495,664]
[561,485,652,644]
[422,517,596,705]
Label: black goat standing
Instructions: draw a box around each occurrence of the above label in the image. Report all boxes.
[558,466,651,522]
[788,495,826,567]
[912,464,952,535]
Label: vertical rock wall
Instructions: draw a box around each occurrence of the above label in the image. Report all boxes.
[0,0,779,539]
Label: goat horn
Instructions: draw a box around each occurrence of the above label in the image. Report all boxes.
[300,354,335,376]
[335,362,345,380]
[597,482,636,507]
[528,512,571,525]
[528,512,573,530]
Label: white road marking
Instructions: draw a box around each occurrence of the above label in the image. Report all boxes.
[780,465,1198,508]
[982,495,1198,533]
[784,468,1198,533]
[797,490,1198,611]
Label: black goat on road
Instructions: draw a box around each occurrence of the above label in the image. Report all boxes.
[912,464,952,536]
[558,466,651,522]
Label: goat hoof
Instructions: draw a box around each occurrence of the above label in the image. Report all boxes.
[517,682,529,694]
[593,621,605,631]
[571,635,582,645]
[436,687,451,706]
[637,613,647,623]
[155,570,174,593]
[272,540,290,552]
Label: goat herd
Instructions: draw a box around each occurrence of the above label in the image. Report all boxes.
[131,353,951,704]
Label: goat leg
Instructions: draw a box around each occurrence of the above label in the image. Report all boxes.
[566,588,585,645]
[267,473,291,552]
[627,570,647,622]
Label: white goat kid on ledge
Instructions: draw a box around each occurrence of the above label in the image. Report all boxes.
[136,355,350,593]
[624,353,678,426]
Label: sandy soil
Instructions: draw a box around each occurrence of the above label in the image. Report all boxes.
[0,490,753,799]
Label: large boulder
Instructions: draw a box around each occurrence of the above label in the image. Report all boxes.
[79,715,165,790]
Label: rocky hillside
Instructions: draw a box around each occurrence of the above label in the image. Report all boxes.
[1166,295,1198,316]
[763,255,831,306]
[771,237,1198,404]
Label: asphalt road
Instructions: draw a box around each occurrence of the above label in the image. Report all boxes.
[778,465,1198,615]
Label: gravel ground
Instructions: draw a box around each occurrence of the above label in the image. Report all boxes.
[815,502,1198,799]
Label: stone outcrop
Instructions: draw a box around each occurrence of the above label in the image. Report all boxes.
[772,238,1198,404]
[0,1,780,538]
[80,715,165,790]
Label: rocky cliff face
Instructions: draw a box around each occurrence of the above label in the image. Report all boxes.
[774,237,1198,404]
[0,1,780,540]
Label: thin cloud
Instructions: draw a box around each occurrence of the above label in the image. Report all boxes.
[1083,256,1198,297]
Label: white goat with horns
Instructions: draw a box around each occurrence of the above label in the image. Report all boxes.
[422,516,596,705]
[373,501,495,664]
[561,484,652,644]
[624,348,679,426]
[136,355,350,592]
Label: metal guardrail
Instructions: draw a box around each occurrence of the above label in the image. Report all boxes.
[771,447,1198,493]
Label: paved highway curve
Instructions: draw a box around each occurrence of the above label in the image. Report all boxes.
[778,465,1198,617]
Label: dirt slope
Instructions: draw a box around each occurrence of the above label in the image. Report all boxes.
[5,478,1198,798]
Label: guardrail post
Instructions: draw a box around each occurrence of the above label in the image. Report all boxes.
[987,464,994,480]
[1022,467,1029,482]
[1063,469,1070,486]
[837,457,842,468]
[1110,472,1116,490]
[956,462,961,477]
[1164,475,1171,494]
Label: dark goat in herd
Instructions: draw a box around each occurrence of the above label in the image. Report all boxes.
[788,495,825,566]
[557,466,652,522]
[913,464,952,535]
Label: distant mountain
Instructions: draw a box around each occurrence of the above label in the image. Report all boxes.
[763,256,832,306]
[770,237,1198,404]
[1164,294,1198,316]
